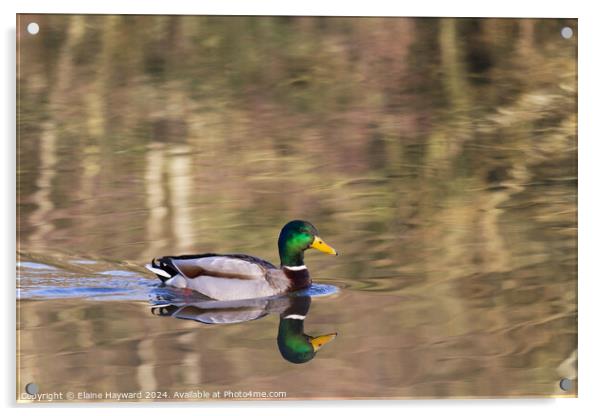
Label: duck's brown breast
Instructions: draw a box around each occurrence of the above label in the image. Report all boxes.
[282,267,312,291]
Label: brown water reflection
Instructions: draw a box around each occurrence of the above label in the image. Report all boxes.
[17,15,576,400]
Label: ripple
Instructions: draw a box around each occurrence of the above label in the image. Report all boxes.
[69,259,98,265]
[17,261,58,271]
[25,286,126,298]
[98,270,141,277]
[17,255,156,301]
[293,283,339,298]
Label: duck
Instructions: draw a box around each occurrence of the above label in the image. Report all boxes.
[151,294,337,364]
[145,220,337,301]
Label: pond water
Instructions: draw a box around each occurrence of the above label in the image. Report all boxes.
[17,15,577,400]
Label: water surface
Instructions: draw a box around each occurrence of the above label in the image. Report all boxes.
[17,15,577,400]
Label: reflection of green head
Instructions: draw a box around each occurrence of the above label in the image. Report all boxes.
[276,296,337,364]
[278,220,337,267]
[277,318,316,364]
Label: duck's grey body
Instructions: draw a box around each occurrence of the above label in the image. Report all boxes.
[146,254,310,301]
[146,220,338,301]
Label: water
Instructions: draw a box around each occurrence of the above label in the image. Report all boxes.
[17,16,577,400]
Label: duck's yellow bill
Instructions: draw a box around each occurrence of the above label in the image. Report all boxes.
[310,333,337,352]
[310,236,337,255]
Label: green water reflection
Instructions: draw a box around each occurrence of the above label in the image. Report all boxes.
[17,15,576,399]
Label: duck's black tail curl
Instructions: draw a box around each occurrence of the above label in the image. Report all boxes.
[146,257,178,282]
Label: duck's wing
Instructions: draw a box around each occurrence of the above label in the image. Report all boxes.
[150,253,277,280]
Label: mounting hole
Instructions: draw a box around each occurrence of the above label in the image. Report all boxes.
[559,378,572,391]
[25,383,39,395]
[560,26,573,39]
[27,22,40,35]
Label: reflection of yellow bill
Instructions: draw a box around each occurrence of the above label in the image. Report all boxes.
[310,333,338,351]
[310,236,337,255]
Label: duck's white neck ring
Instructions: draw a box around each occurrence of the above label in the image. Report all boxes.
[283,314,306,320]
[283,265,307,271]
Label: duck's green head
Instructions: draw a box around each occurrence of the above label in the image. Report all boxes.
[277,319,337,364]
[278,220,337,267]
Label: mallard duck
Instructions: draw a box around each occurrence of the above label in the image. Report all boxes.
[145,220,337,301]
[151,295,337,364]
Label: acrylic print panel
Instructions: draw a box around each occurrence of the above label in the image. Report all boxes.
[16,14,577,402]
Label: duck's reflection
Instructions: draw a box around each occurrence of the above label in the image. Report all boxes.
[151,294,337,364]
